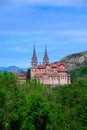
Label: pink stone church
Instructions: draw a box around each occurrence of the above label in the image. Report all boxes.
[30,46,71,86]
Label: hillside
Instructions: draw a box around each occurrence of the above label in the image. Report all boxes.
[59,51,87,71]
[70,66,87,82]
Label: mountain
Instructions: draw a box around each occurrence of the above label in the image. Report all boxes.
[59,51,87,71]
[0,66,28,72]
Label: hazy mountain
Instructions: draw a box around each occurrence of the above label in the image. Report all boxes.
[0,66,28,72]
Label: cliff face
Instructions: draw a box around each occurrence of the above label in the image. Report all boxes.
[59,51,87,71]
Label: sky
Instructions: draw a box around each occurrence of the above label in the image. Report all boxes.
[0,0,87,68]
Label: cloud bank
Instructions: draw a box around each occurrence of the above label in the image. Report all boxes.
[1,0,87,7]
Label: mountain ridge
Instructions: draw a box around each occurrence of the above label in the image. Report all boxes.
[59,51,87,71]
[0,66,28,72]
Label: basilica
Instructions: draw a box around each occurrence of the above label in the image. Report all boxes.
[30,46,71,86]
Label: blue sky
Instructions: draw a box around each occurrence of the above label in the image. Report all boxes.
[0,0,87,68]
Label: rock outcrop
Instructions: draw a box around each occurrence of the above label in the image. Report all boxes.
[59,51,87,71]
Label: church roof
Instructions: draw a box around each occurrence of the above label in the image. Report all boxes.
[58,64,67,72]
[51,63,58,68]
[38,64,46,69]
[34,73,43,78]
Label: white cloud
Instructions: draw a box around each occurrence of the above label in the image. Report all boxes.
[1,0,87,7]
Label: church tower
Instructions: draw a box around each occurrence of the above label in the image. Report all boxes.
[43,45,49,64]
[31,45,38,68]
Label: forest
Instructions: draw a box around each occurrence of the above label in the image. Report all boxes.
[0,71,87,130]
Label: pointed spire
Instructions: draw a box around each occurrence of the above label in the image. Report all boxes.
[31,44,38,67]
[43,44,49,64]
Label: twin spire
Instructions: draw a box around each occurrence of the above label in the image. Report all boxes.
[31,45,49,67]
[43,45,49,64]
[31,45,38,67]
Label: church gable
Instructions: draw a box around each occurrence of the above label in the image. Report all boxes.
[58,64,67,72]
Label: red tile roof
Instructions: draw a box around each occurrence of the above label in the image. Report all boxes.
[51,63,57,68]
[35,73,43,78]
[58,65,67,71]
[38,64,46,69]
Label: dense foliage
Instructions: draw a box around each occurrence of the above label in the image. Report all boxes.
[0,71,87,130]
[70,66,87,82]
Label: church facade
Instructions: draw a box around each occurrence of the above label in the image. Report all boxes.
[30,46,71,86]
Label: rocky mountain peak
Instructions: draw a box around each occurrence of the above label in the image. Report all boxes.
[59,51,87,71]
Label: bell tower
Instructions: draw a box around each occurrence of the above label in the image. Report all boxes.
[31,45,38,68]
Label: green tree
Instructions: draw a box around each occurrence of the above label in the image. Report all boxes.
[21,90,50,130]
